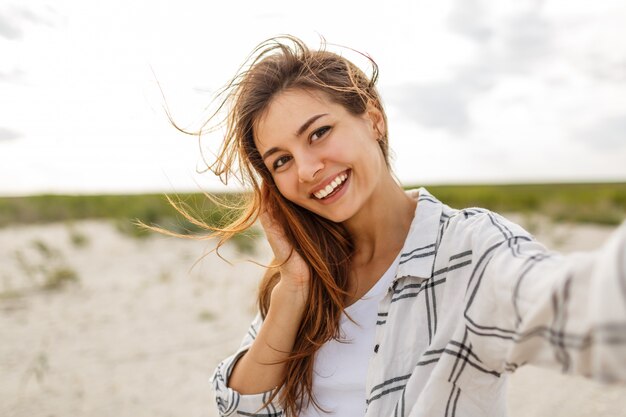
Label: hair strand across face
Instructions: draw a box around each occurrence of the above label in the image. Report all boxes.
[152,35,391,416]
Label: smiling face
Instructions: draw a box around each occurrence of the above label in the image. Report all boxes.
[254,88,388,223]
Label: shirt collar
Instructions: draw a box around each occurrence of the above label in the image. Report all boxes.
[395,187,443,281]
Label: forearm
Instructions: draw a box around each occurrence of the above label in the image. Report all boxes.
[228,283,306,394]
[465,217,626,379]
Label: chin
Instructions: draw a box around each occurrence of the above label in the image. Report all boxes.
[311,207,354,224]
[293,195,357,224]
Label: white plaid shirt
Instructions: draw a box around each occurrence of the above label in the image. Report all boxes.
[211,188,626,416]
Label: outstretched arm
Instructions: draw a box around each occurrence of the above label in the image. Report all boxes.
[465,214,626,380]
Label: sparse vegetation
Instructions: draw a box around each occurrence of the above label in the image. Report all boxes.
[42,266,79,291]
[20,352,49,387]
[408,183,626,226]
[115,218,152,239]
[0,192,243,232]
[197,309,216,322]
[158,270,172,283]
[0,289,22,300]
[67,225,89,248]
[14,249,38,283]
[31,239,58,259]
[11,241,80,294]
[0,184,623,233]
[231,227,263,255]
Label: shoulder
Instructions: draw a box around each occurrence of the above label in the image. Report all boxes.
[454,207,529,235]
[427,195,534,253]
[402,187,535,258]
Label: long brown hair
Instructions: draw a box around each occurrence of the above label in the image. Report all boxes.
[173,35,390,415]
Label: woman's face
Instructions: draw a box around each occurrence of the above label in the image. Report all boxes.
[254,88,387,223]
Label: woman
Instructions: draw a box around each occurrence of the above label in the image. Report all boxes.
[202,36,626,416]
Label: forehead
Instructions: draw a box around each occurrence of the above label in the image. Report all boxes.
[254,89,340,149]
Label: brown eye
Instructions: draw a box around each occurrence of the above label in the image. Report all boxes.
[273,155,292,171]
[310,126,331,142]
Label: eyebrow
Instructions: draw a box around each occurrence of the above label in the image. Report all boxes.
[261,113,328,161]
[296,113,327,136]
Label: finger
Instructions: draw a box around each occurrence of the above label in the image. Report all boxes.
[259,211,291,259]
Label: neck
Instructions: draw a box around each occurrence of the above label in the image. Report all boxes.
[343,173,417,266]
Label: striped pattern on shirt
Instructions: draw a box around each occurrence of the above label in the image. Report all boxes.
[211,187,626,417]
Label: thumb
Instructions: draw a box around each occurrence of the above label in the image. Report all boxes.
[259,210,292,261]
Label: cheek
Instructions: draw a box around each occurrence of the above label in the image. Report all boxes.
[346,145,376,168]
[273,176,299,201]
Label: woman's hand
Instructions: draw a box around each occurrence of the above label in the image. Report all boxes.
[228,210,311,394]
[259,210,310,310]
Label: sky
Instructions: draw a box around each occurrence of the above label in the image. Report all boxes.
[1,0,625,196]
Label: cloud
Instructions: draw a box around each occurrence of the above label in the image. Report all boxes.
[0,14,22,40]
[584,58,626,83]
[0,67,25,81]
[389,1,554,136]
[0,127,22,141]
[14,6,53,26]
[448,1,554,74]
[574,115,626,150]
[0,5,54,40]
[388,82,474,133]
[447,0,493,43]
[498,10,553,71]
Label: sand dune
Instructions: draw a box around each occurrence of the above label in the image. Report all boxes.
[0,216,624,417]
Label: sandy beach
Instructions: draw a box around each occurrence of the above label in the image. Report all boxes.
[1,216,625,417]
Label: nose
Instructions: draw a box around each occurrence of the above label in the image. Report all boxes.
[297,152,323,183]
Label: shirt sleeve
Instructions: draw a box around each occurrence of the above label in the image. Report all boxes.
[463,212,626,382]
[210,313,284,416]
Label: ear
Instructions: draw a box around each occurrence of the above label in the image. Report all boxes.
[365,103,385,139]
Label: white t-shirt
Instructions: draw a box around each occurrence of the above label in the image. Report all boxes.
[300,254,401,417]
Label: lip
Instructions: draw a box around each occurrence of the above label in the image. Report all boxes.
[315,170,350,205]
[308,169,351,197]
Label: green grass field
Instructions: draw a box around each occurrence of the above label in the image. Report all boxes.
[418,183,626,225]
[0,183,624,234]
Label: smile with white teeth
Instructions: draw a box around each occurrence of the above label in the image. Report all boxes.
[313,172,349,199]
